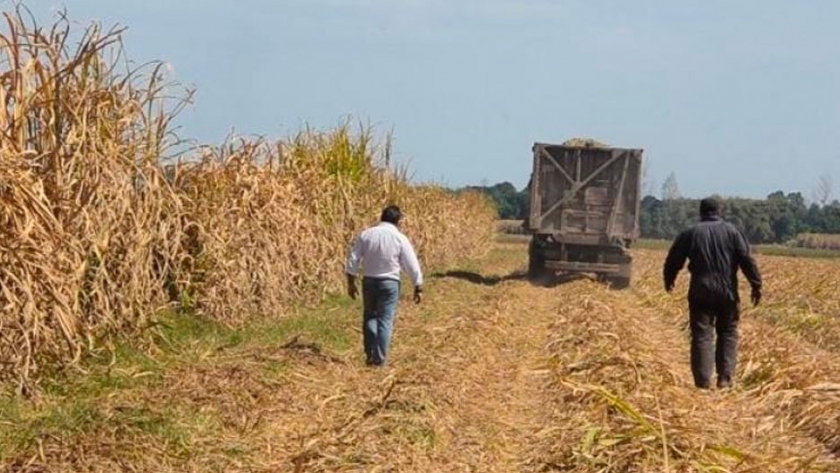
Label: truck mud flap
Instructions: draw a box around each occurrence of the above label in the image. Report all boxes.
[546,261,624,274]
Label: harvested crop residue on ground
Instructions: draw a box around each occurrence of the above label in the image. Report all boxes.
[2,242,840,471]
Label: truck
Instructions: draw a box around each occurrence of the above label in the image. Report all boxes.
[526,140,644,288]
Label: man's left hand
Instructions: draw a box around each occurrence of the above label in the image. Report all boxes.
[751,287,761,307]
[413,287,423,304]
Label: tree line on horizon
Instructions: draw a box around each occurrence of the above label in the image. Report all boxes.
[463,181,840,244]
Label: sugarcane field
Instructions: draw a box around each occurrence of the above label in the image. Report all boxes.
[2,3,840,473]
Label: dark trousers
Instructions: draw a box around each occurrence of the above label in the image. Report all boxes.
[689,300,740,388]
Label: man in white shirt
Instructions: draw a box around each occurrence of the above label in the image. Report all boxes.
[345,206,424,366]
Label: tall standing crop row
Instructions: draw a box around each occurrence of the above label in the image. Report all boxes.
[175,129,495,325]
[0,9,189,389]
[0,9,496,388]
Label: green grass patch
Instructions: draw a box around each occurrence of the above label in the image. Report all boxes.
[0,401,194,463]
[1,401,102,453]
[495,233,530,244]
[740,362,777,391]
[753,244,840,259]
[0,297,361,465]
[399,423,438,449]
[2,261,490,468]
[110,406,192,451]
[149,311,245,360]
[238,294,356,352]
[761,308,828,337]
[638,239,840,259]
[634,239,671,251]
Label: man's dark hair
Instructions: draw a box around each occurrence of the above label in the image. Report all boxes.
[700,197,721,217]
[380,205,402,225]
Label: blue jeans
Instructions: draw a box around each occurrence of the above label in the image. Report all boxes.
[362,278,401,366]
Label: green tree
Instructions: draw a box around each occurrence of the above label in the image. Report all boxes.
[464,181,529,219]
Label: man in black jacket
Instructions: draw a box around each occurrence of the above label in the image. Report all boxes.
[663,197,762,389]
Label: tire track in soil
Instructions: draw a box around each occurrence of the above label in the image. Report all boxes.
[273,243,560,472]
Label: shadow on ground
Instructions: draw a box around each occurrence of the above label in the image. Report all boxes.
[432,270,593,288]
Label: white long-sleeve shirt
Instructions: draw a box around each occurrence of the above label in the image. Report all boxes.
[345,222,424,287]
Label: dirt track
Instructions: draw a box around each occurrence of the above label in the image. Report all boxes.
[5,241,840,472]
[262,241,840,472]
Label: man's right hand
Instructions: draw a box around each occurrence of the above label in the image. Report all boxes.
[413,286,423,305]
[751,287,761,307]
[346,274,358,300]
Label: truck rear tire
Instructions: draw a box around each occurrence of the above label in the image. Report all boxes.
[606,263,632,289]
[528,239,546,280]
[606,275,631,289]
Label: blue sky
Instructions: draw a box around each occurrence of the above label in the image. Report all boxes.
[32,1,840,198]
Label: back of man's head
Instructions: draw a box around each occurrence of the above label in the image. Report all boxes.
[700,197,721,217]
[380,205,402,225]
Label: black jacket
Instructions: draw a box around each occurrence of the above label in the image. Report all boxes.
[663,216,762,305]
